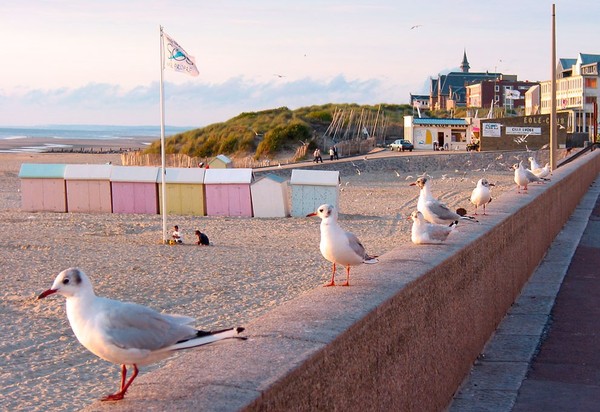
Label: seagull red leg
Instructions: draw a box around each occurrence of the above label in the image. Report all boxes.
[102,364,139,401]
[340,265,351,287]
[324,263,336,287]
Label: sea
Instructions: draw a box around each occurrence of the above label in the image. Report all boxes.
[0,124,192,153]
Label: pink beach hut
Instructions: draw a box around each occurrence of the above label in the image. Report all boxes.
[18,163,67,212]
[204,168,253,217]
[157,167,206,215]
[110,166,160,214]
[64,164,113,213]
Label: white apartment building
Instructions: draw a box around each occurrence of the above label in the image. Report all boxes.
[538,53,600,137]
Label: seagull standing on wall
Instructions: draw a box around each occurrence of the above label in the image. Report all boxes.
[37,268,246,401]
[513,161,548,193]
[307,204,378,287]
[409,210,457,244]
[470,178,495,215]
[410,175,478,226]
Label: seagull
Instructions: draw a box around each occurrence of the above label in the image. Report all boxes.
[410,175,478,226]
[528,156,542,172]
[37,268,246,401]
[470,178,495,215]
[532,162,551,179]
[307,204,378,287]
[513,161,548,193]
[410,24,422,30]
[409,210,457,244]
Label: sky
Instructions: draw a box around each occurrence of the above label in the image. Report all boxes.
[1,0,598,128]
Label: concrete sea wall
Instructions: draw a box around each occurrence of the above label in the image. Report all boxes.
[84,149,600,412]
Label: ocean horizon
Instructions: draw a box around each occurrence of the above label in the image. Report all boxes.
[0,124,193,153]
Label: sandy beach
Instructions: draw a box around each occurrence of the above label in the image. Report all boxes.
[0,150,521,411]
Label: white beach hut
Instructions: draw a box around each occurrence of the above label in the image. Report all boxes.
[289,169,340,217]
[251,173,290,218]
[64,164,113,213]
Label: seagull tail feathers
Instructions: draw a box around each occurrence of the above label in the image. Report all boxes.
[167,327,247,352]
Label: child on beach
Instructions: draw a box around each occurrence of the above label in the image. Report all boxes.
[172,225,183,244]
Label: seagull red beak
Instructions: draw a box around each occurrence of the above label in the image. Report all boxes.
[306,212,317,217]
[409,182,416,186]
[37,289,57,300]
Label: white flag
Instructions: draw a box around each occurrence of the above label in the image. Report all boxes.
[162,31,199,77]
[505,89,520,100]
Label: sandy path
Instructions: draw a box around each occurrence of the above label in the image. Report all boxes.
[0,152,518,411]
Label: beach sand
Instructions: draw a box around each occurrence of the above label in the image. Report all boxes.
[0,150,519,411]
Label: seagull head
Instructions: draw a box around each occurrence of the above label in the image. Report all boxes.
[408,210,424,222]
[38,268,93,300]
[478,178,494,188]
[306,204,337,222]
[409,176,428,189]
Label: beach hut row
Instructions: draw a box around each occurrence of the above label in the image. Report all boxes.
[18,164,340,218]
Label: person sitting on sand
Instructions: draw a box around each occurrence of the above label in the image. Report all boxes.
[172,225,183,244]
[195,230,210,246]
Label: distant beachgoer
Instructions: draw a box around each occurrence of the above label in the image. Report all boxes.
[172,225,183,244]
[329,147,335,161]
[195,230,210,246]
[313,148,323,163]
[333,146,339,160]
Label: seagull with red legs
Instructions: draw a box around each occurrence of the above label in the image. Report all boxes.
[37,268,245,401]
[470,178,495,215]
[307,204,378,286]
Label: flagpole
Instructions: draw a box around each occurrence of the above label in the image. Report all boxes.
[159,25,168,244]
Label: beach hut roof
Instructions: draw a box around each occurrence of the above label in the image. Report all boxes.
[290,169,340,186]
[204,168,253,184]
[110,166,160,183]
[64,164,112,180]
[254,173,287,185]
[18,163,66,179]
[209,154,232,165]
[157,167,205,183]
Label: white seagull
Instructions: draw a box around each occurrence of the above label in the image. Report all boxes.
[528,156,542,172]
[410,175,478,226]
[38,268,245,401]
[532,162,551,179]
[470,178,495,215]
[307,204,378,287]
[409,210,457,244]
[513,161,548,193]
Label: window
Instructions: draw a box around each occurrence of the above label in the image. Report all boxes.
[585,77,597,88]
[494,85,500,92]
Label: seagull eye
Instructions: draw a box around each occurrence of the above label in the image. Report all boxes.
[62,278,70,285]
[319,208,323,212]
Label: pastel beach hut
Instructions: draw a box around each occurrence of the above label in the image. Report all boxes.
[208,154,233,169]
[251,173,290,218]
[204,168,253,217]
[290,169,340,217]
[157,167,206,215]
[110,166,160,214]
[18,163,67,212]
[64,164,113,213]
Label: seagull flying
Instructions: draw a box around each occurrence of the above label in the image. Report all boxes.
[410,175,478,226]
[37,268,246,401]
[307,204,378,287]
[409,210,457,244]
[470,178,495,215]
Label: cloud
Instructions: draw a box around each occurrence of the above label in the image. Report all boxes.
[0,75,408,127]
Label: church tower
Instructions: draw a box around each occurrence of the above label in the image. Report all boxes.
[460,49,470,73]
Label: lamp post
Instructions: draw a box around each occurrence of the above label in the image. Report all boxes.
[550,4,557,170]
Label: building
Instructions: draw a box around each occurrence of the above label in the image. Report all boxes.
[466,76,539,116]
[428,51,500,110]
[404,116,472,150]
[536,53,600,139]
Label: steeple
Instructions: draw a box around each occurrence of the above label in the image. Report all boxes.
[460,49,470,73]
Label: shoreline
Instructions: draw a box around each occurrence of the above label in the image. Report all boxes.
[0,136,153,154]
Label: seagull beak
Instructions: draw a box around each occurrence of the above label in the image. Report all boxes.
[489,183,496,187]
[306,212,317,217]
[37,289,57,300]
[409,182,417,186]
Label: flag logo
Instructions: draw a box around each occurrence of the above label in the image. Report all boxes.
[162,31,199,77]
[505,89,521,100]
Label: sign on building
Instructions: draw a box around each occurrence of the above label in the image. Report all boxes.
[505,127,541,135]
[482,123,502,137]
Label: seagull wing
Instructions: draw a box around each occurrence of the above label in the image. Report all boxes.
[98,298,197,351]
[426,200,458,221]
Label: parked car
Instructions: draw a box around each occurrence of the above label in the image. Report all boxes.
[389,139,414,152]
